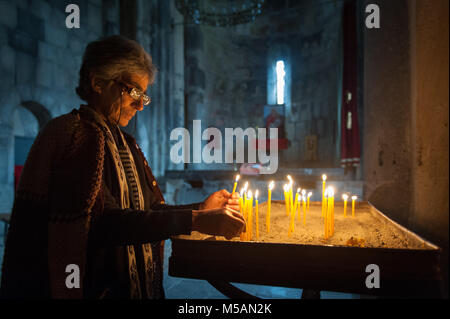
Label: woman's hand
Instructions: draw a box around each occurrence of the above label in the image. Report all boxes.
[200,189,241,213]
[192,207,245,240]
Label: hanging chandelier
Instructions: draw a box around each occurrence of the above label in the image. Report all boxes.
[175,0,265,27]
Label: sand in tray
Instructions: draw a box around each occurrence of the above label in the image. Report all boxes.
[187,202,430,249]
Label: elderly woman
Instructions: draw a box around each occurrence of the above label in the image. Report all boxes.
[1,35,245,299]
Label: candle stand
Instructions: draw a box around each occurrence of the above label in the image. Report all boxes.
[169,202,442,298]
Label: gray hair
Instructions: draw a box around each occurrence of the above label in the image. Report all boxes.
[76,35,157,102]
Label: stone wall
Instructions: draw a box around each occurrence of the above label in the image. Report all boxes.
[0,0,120,212]
[140,0,185,177]
[362,0,449,296]
[183,0,344,170]
[362,0,412,226]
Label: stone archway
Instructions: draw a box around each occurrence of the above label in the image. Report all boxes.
[20,101,52,130]
[13,101,51,191]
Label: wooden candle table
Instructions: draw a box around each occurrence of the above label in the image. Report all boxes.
[169,201,442,298]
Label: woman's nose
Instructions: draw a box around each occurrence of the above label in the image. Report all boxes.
[134,100,144,111]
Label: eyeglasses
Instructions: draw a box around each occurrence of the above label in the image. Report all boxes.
[116,80,151,106]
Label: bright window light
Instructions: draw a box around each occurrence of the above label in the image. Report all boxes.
[276,60,285,105]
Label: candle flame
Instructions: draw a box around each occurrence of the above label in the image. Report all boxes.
[322,174,327,181]
[239,188,244,197]
[301,189,306,195]
[327,187,334,197]
[243,182,248,192]
[269,181,275,190]
[248,190,253,199]
[235,174,240,182]
[255,190,259,199]
[342,194,349,200]
[297,187,301,193]
[287,175,293,189]
[352,195,357,200]
[283,184,288,192]
[308,192,312,198]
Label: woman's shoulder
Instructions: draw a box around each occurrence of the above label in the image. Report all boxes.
[40,108,104,138]
[34,109,104,158]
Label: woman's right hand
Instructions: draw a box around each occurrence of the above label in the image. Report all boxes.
[192,207,246,240]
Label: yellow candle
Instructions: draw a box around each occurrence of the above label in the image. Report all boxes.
[296,188,301,220]
[244,193,249,241]
[327,187,335,237]
[243,181,248,194]
[331,193,335,235]
[245,191,250,240]
[302,194,307,225]
[324,189,329,239]
[255,190,259,240]
[327,192,332,238]
[288,188,300,236]
[352,195,357,218]
[289,198,296,236]
[301,189,306,225]
[307,192,312,212]
[239,188,245,241]
[232,174,240,194]
[239,188,244,212]
[293,188,300,215]
[283,184,290,216]
[289,189,299,236]
[267,181,274,234]
[322,174,327,218]
[287,175,294,215]
[248,191,253,241]
[342,194,348,217]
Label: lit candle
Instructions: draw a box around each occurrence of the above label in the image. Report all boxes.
[342,194,348,217]
[307,192,312,212]
[301,189,306,225]
[243,183,249,240]
[296,188,302,221]
[324,188,329,239]
[293,188,300,217]
[291,188,300,234]
[287,175,294,217]
[255,190,259,240]
[243,181,248,194]
[302,194,307,225]
[327,187,335,237]
[239,188,245,241]
[239,188,244,213]
[232,174,240,194]
[283,184,290,217]
[331,190,335,235]
[248,190,253,241]
[352,195,357,218]
[322,174,327,218]
[267,181,274,234]
[243,182,249,219]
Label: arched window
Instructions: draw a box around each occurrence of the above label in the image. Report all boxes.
[276,60,286,105]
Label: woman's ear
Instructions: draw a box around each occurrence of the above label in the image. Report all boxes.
[90,75,102,94]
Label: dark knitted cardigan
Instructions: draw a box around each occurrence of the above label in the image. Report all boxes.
[1,107,196,298]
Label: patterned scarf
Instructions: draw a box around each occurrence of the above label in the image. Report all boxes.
[83,106,154,299]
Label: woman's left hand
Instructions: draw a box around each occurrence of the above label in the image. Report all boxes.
[200,189,241,212]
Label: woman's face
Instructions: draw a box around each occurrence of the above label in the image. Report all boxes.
[98,73,150,127]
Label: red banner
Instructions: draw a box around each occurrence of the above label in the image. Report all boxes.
[341,1,361,169]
